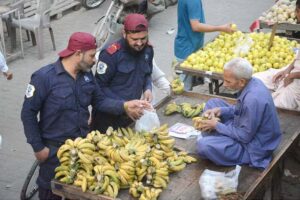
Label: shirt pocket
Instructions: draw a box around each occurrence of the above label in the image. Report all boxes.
[233,102,242,126]
[114,61,135,84]
[51,87,74,110]
[79,84,94,107]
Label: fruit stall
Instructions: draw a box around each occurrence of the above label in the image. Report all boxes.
[176,30,299,94]
[259,0,300,37]
[51,92,300,200]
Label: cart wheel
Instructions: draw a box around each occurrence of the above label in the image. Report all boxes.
[82,0,105,10]
[20,160,39,200]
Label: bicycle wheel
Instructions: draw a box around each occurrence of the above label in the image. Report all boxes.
[20,160,39,200]
[82,0,106,10]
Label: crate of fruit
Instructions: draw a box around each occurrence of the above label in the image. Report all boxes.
[177,30,299,76]
[259,0,300,31]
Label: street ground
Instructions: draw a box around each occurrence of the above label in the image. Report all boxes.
[0,0,299,199]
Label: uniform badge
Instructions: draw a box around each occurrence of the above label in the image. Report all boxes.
[25,84,35,98]
[84,75,90,82]
[145,54,149,61]
[97,61,107,74]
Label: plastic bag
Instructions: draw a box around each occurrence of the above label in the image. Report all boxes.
[199,165,241,200]
[135,109,160,132]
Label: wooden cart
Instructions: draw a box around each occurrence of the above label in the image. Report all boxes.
[52,92,300,200]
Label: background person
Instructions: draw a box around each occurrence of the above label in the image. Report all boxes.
[0,51,13,80]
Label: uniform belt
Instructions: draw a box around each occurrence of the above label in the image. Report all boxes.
[43,139,64,148]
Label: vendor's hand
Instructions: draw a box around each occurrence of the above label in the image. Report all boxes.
[203,107,221,119]
[124,100,151,121]
[3,71,13,80]
[142,89,153,103]
[200,118,219,132]
[34,147,49,162]
[221,24,235,34]
[272,70,286,83]
[283,75,293,87]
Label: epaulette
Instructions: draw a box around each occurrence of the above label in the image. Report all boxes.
[106,43,121,55]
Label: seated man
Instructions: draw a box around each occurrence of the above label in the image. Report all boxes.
[253,51,300,110]
[197,58,281,169]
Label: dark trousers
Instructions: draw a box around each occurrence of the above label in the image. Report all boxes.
[90,111,132,133]
[39,187,61,200]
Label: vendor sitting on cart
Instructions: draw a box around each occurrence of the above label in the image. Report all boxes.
[253,49,300,111]
[197,58,281,169]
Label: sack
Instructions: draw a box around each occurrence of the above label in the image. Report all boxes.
[135,109,160,132]
[199,165,241,200]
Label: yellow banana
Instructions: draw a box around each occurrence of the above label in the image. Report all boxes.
[73,180,82,187]
[129,187,140,198]
[78,151,93,164]
[169,163,186,172]
[81,176,87,192]
[106,185,115,197]
[73,137,82,147]
[59,155,70,164]
[98,175,110,193]
[55,165,69,172]
[155,168,169,177]
[57,144,72,159]
[79,148,94,155]
[78,142,96,151]
[55,170,69,179]
[110,181,119,197]
[65,139,74,147]
[154,175,167,189]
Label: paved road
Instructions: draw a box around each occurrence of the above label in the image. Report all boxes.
[0,0,273,199]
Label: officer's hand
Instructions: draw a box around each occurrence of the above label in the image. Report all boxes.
[124,100,151,121]
[34,147,50,162]
[143,89,153,103]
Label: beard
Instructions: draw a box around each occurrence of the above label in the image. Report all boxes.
[124,39,147,55]
[78,60,94,73]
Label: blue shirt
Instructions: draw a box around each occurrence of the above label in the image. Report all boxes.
[174,0,206,59]
[21,59,125,152]
[95,38,153,101]
[216,78,282,168]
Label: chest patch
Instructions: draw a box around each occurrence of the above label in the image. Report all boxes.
[97,61,108,74]
[25,84,35,98]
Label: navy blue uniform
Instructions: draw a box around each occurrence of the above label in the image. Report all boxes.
[21,59,125,190]
[91,38,153,132]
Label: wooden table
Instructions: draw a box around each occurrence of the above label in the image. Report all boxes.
[175,65,224,95]
[52,92,300,200]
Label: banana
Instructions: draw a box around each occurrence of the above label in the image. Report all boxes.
[154,175,168,189]
[118,169,131,181]
[65,139,74,147]
[183,155,197,163]
[110,181,119,197]
[149,157,161,167]
[104,170,120,184]
[155,168,169,177]
[60,176,72,184]
[57,144,72,159]
[98,175,110,194]
[106,184,115,197]
[169,158,184,166]
[119,149,131,162]
[81,176,87,192]
[169,163,186,172]
[73,137,82,147]
[55,165,69,172]
[79,148,94,155]
[78,151,93,164]
[129,187,140,198]
[73,179,82,187]
[78,142,96,151]
[55,170,69,179]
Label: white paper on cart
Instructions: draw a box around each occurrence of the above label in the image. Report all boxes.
[169,123,202,139]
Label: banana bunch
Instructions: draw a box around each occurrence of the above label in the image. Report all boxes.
[92,164,120,197]
[54,165,78,184]
[192,116,220,130]
[106,144,133,163]
[73,171,95,192]
[167,156,186,173]
[125,139,149,161]
[181,102,205,118]
[139,187,162,200]
[86,130,104,145]
[164,102,181,116]
[171,78,184,95]
[129,181,144,198]
[115,160,136,188]
[177,151,198,164]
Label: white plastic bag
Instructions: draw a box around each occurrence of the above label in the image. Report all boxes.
[199,165,241,200]
[135,109,160,132]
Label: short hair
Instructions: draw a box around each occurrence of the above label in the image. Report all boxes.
[224,57,253,80]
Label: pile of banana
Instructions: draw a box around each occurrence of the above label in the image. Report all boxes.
[55,124,197,199]
[171,78,184,95]
[164,102,205,118]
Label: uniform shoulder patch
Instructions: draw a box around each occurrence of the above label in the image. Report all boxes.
[106,43,121,55]
[96,61,108,74]
[25,84,35,98]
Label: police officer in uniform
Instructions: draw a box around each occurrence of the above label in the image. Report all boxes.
[21,32,150,200]
[91,14,154,133]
